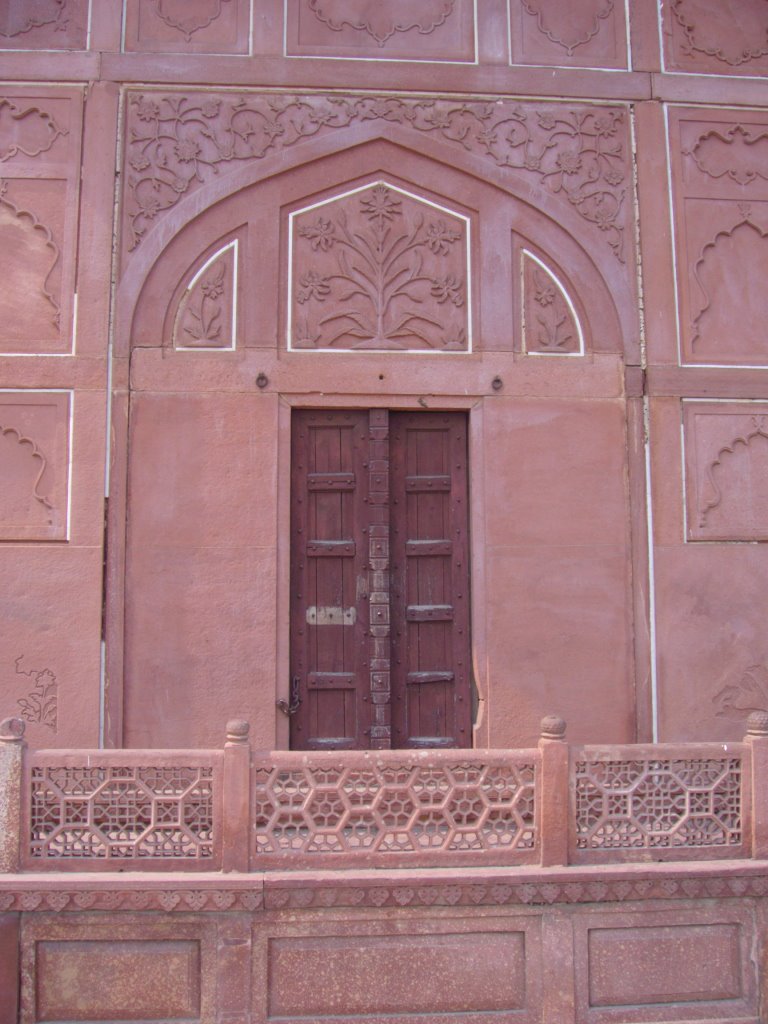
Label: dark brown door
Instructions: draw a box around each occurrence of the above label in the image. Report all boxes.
[290,409,470,749]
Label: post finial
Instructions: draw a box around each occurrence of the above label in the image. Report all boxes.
[226,719,250,743]
[540,714,566,740]
[0,717,25,743]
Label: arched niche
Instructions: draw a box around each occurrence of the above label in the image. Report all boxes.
[120,133,630,359]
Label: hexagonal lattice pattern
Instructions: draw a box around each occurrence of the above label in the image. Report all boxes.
[29,763,216,861]
[252,753,538,864]
[574,755,743,853]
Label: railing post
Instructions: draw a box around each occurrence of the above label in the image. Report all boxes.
[538,714,569,867]
[745,711,768,859]
[0,718,26,873]
[222,719,251,872]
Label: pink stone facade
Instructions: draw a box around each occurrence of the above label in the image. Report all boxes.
[2,1,768,1021]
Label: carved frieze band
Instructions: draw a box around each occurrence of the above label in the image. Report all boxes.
[2,871,768,913]
[123,93,629,264]
[290,182,470,351]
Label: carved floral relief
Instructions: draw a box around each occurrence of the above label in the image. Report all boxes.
[171,240,239,349]
[665,0,768,73]
[287,0,474,61]
[684,402,768,541]
[289,182,469,351]
[15,656,58,731]
[714,660,768,720]
[123,92,629,268]
[509,0,627,69]
[521,250,582,354]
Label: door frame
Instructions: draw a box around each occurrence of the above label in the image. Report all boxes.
[275,393,489,750]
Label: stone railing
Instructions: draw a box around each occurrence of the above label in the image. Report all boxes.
[1,712,767,873]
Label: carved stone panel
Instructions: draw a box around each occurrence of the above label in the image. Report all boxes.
[121,91,632,277]
[124,0,251,54]
[521,249,583,355]
[289,181,470,351]
[684,401,768,542]
[669,108,768,366]
[0,0,88,50]
[285,0,476,61]
[663,0,768,75]
[169,238,240,349]
[0,88,82,354]
[509,0,628,70]
[0,391,70,541]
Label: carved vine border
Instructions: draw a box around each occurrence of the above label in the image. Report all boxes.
[124,93,628,262]
[1,872,766,912]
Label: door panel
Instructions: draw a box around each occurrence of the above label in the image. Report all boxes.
[290,409,470,750]
[290,410,370,749]
[390,412,471,747]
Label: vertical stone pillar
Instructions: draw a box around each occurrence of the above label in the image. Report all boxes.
[222,719,251,873]
[745,711,768,859]
[538,714,569,868]
[0,718,25,874]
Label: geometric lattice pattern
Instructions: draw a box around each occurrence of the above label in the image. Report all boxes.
[28,764,216,862]
[252,752,537,865]
[575,757,743,853]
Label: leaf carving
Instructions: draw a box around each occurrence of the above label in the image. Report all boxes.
[714,663,768,717]
[15,655,58,731]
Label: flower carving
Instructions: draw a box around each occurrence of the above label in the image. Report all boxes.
[291,182,468,350]
[124,93,628,261]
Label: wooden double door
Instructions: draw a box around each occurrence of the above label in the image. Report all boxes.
[290,409,471,750]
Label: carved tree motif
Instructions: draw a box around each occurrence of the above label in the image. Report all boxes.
[698,416,768,529]
[149,0,231,41]
[15,656,58,731]
[0,99,68,161]
[0,423,55,527]
[307,0,455,46]
[691,207,768,353]
[714,661,768,719]
[670,0,768,67]
[124,93,628,262]
[0,180,61,334]
[0,0,67,37]
[687,125,768,186]
[522,251,581,354]
[521,0,613,56]
[173,240,238,348]
[290,182,468,350]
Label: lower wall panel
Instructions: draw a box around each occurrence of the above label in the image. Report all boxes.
[13,895,764,1024]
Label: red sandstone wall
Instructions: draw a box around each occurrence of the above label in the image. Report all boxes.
[0,1,766,753]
